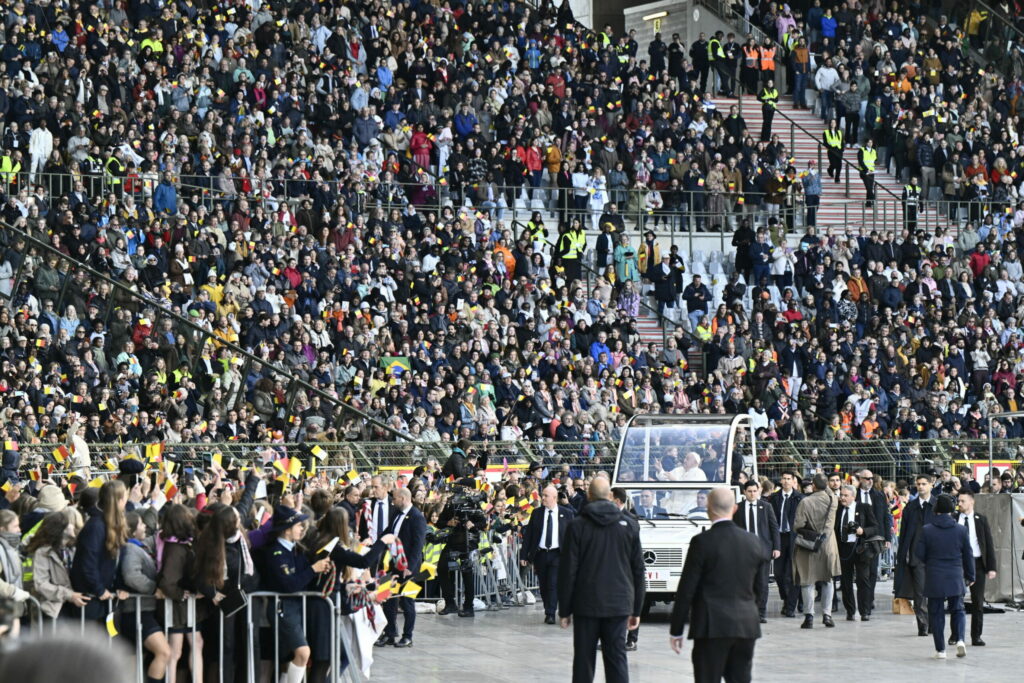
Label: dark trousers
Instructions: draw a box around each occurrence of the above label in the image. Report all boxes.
[838,544,873,617]
[826,148,843,182]
[561,258,581,286]
[968,558,987,641]
[534,549,560,618]
[775,534,798,613]
[572,615,628,683]
[383,595,416,639]
[755,562,769,618]
[907,561,928,632]
[929,595,965,652]
[760,105,775,142]
[439,547,474,611]
[692,637,755,683]
[805,194,820,226]
[860,170,875,202]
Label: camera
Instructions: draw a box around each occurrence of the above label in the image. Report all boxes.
[844,521,859,535]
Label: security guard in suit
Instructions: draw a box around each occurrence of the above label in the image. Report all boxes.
[955,491,997,646]
[903,175,922,231]
[759,79,779,142]
[823,120,844,183]
[768,471,804,617]
[734,480,780,621]
[556,222,586,285]
[834,485,879,621]
[262,506,332,683]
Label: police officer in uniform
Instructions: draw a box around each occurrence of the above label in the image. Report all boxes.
[824,119,844,183]
[262,506,332,683]
[903,175,921,231]
[557,222,586,285]
[759,79,779,142]
[858,139,877,207]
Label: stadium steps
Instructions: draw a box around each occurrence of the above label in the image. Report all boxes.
[714,94,957,233]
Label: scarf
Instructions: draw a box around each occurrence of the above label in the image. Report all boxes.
[227,531,254,579]
[155,534,191,572]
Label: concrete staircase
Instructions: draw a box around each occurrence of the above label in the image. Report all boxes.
[714,94,957,233]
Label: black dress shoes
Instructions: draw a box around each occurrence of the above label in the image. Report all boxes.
[801,615,813,629]
[972,639,986,646]
[759,617,768,624]
[395,637,413,648]
[846,613,855,621]
[438,606,457,616]
[374,635,395,647]
[458,609,475,617]
[861,615,870,621]
[822,615,835,628]
[544,615,556,625]
[948,635,956,646]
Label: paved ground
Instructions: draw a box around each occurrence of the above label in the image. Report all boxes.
[371,587,1024,682]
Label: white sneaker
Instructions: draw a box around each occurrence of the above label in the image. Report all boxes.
[956,641,967,658]
[933,651,946,659]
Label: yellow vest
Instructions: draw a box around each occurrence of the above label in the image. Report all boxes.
[0,155,20,183]
[562,230,586,259]
[760,88,778,108]
[860,147,876,172]
[824,129,843,148]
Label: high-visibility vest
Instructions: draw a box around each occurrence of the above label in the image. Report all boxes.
[20,518,44,584]
[824,129,843,148]
[527,220,546,241]
[743,46,759,68]
[760,88,778,108]
[105,156,125,184]
[759,46,776,71]
[0,155,20,184]
[561,230,586,260]
[860,147,877,172]
[616,44,629,63]
[708,38,724,61]
[904,185,921,204]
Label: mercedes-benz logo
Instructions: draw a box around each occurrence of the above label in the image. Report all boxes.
[643,550,657,565]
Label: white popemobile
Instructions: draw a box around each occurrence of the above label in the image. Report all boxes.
[610,414,757,613]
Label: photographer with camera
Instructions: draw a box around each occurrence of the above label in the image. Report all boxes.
[835,485,878,622]
[520,485,575,625]
[437,480,488,617]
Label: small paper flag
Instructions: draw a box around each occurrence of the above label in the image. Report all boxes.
[106,612,118,637]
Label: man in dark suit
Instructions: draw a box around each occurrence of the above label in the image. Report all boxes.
[670,488,770,683]
[521,484,575,624]
[855,469,891,616]
[834,485,879,621]
[897,473,937,636]
[339,485,361,531]
[733,480,780,622]
[635,489,669,520]
[956,491,997,646]
[377,487,427,648]
[359,475,398,545]
[917,493,975,659]
[768,470,803,617]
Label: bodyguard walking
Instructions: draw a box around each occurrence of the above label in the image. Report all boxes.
[916,494,975,659]
[670,488,770,683]
[559,478,645,683]
[521,485,575,624]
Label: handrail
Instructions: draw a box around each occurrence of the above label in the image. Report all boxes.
[953,0,1024,80]
[0,219,413,442]
[694,0,903,204]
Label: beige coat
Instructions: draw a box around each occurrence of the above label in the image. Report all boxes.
[31,547,75,619]
[791,490,841,585]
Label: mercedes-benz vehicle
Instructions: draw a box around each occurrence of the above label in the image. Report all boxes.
[611,414,757,612]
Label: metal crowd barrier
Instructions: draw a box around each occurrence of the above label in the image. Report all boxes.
[19,592,361,683]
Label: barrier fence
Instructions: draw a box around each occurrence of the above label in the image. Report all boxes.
[13,438,1023,483]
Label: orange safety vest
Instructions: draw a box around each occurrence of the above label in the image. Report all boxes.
[759,46,776,71]
[743,46,759,68]
[840,410,854,435]
[861,419,879,439]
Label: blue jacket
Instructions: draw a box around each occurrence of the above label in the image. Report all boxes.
[154,181,177,214]
[70,508,118,597]
[915,515,975,598]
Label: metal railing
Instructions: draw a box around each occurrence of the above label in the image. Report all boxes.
[14,437,1022,481]
[953,0,1024,79]
[0,218,411,442]
[9,169,983,242]
[695,0,907,206]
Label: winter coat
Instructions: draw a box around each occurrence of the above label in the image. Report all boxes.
[792,490,841,585]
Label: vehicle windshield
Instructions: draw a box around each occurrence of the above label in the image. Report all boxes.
[631,487,711,519]
[616,422,730,485]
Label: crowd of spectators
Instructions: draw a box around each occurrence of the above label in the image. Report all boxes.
[1,0,1024,486]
